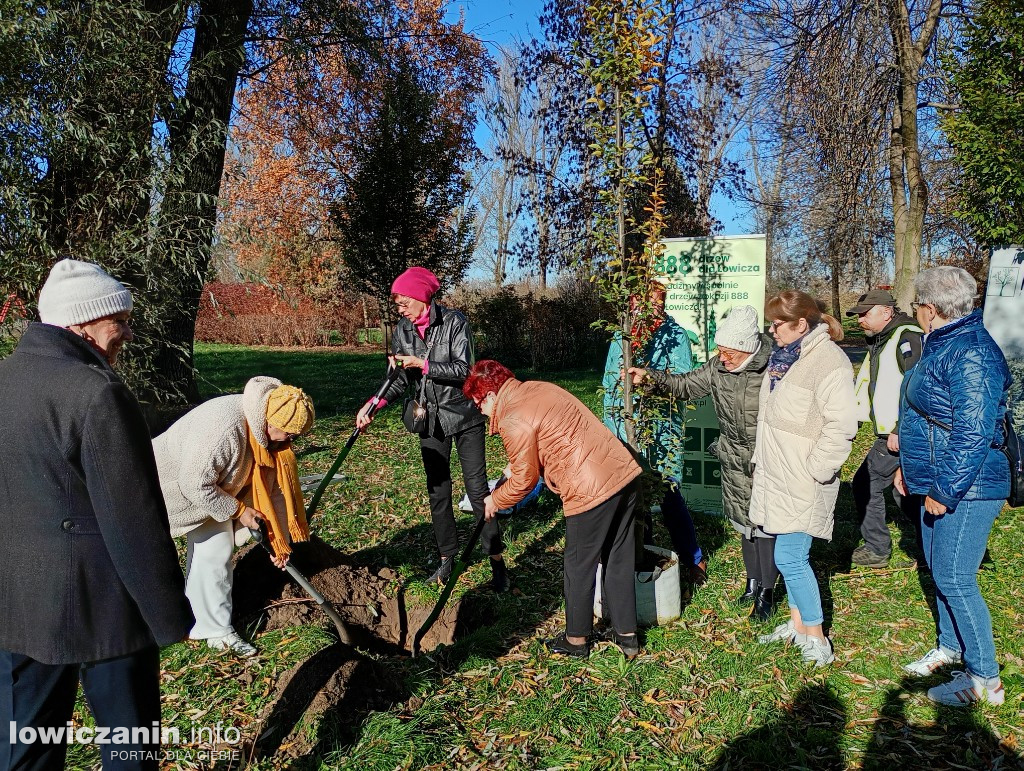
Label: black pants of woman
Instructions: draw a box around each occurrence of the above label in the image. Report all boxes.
[420,420,503,557]
[564,480,639,638]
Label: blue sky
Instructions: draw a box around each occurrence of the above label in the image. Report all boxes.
[445,0,546,51]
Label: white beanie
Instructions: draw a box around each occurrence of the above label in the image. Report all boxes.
[38,258,133,327]
[715,304,761,353]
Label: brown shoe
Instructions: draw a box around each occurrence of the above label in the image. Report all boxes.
[689,559,708,586]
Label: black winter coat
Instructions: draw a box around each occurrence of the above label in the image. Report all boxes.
[382,302,485,436]
[0,323,193,664]
[650,334,772,529]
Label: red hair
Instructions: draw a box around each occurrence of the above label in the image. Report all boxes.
[464,360,516,401]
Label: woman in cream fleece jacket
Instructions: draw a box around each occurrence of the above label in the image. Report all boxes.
[153,376,314,656]
[749,291,857,667]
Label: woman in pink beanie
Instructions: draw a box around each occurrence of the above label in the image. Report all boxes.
[356,267,508,592]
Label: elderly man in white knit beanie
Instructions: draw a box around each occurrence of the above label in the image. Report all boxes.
[37,257,136,366]
[0,258,192,770]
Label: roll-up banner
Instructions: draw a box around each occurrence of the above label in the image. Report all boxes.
[653,235,767,515]
[983,246,1024,432]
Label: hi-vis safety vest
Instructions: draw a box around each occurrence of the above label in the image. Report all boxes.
[853,324,920,435]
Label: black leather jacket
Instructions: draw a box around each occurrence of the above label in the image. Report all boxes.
[382,302,485,436]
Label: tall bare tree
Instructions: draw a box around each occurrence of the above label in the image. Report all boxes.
[887,0,944,308]
[473,45,530,286]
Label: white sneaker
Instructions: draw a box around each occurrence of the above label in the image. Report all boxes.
[758,620,796,644]
[796,634,835,667]
[208,631,257,657]
[904,647,961,676]
[927,671,1005,707]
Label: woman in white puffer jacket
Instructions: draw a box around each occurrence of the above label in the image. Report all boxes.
[749,290,857,666]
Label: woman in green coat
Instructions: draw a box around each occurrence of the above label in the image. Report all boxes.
[630,305,779,620]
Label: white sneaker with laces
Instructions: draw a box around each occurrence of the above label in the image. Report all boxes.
[927,671,1005,707]
[797,634,835,667]
[904,646,961,676]
[208,631,257,657]
[758,619,796,644]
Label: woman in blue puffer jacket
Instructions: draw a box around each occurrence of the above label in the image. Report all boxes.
[895,266,1011,707]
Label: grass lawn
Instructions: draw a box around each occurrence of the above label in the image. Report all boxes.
[74,343,1023,769]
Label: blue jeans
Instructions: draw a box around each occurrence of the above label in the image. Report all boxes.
[921,498,1002,680]
[774,532,823,626]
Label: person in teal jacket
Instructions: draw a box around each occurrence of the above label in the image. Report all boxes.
[602,286,706,583]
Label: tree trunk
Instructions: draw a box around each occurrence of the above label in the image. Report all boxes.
[887,0,942,309]
[831,249,841,319]
[615,78,636,448]
[153,0,253,403]
[378,295,393,355]
[494,178,508,286]
[537,218,550,290]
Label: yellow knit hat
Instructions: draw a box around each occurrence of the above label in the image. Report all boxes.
[266,385,315,436]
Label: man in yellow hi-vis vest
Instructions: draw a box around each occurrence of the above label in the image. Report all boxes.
[847,289,923,568]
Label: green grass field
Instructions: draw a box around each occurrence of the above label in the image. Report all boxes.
[68,343,1024,769]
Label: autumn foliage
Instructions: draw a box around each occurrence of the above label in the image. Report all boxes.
[217,0,487,300]
[195,282,369,347]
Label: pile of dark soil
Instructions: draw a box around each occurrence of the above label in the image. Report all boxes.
[232,536,460,654]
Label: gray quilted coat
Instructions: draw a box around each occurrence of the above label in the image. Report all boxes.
[649,334,772,529]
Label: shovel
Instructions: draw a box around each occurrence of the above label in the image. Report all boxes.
[412,476,508,657]
[249,525,355,647]
[304,363,402,522]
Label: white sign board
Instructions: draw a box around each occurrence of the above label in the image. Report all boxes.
[984,246,1024,359]
[654,235,768,515]
[984,246,1024,428]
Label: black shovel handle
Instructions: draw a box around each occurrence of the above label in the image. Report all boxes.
[249,525,354,646]
[304,363,401,521]
[411,476,508,657]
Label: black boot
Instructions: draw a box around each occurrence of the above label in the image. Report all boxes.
[737,578,759,605]
[427,556,453,585]
[490,557,510,593]
[545,632,590,658]
[751,586,777,622]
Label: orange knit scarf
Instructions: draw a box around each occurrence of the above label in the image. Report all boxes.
[247,426,309,558]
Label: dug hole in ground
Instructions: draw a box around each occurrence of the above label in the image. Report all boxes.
[229,534,680,762]
[229,535,484,761]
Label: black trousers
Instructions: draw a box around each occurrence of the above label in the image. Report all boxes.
[0,646,161,771]
[852,436,918,554]
[740,533,779,588]
[564,480,639,638]
[420,420,503,558]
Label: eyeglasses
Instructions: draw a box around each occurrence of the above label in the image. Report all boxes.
[768,320,786,332]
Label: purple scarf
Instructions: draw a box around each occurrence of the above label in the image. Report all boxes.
[767,335,805,391]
